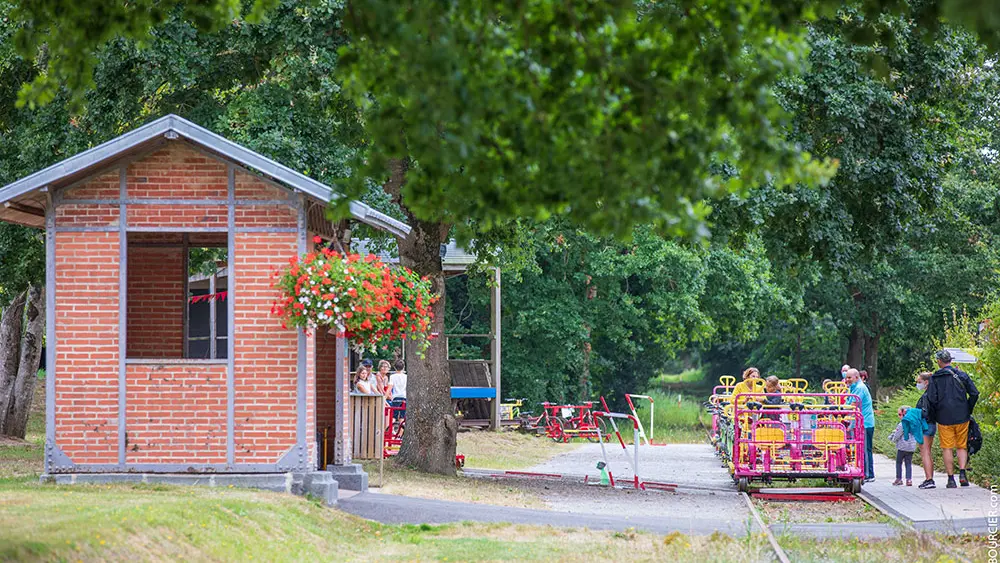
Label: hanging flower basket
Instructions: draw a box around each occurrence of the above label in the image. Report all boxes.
[271,238,439,354]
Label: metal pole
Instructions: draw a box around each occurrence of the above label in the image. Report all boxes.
[490,267,501,430]
[117,167,127,468]
[595,414,614,487]
[209,273,217,359]
[633,425,640,489]
[182,233,190,358]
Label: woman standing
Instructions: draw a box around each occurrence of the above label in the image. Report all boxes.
[915,371,938,489]
[375,360,394,399]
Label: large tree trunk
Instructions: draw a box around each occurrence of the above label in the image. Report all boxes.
[396,217,456,474]
[0,290,27,433]
[4,285,44,438]
[864,319,881,400]
[846,324,865,370]
[384,157,457,475]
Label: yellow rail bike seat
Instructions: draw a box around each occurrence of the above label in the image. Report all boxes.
[753,424,787,457]
[816,426,846,446]
[787,378,809,392]
[720,375,736,387]
[824,380,847,393]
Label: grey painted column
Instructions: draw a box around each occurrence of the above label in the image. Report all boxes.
[118,167,127,466]
[209,273,217,359]
[226,166,236,466]
[334,335,349,465]
[182,234,190,358]
[490,267,502,431]
[44,190,56,474]
[296,194,308,470]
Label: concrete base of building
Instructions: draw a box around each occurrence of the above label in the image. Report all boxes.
[39,471,340,506]
[325,463,369,492]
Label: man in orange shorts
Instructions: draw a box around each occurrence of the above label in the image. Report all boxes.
[925,350,980,488]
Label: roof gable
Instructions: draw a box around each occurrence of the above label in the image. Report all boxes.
[0,114,408,237]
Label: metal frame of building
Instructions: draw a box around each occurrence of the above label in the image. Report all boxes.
[0,114,412,477]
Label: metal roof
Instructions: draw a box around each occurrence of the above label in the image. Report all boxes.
[0,114,410,237]
[353,238,478,272]
[943,348,978,364]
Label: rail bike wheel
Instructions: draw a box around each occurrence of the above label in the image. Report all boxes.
[847,478,862,494]
[737,476,750,493]
[548,417,566,443]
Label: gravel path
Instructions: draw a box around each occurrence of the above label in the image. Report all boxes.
[524,443,749,524]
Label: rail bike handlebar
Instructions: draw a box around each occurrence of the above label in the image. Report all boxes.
[592,411,640,429]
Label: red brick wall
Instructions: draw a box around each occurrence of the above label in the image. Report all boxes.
[234,206,297,228]
[62,172,119,200]
[55,204,120,227]
[233,232,298,463]
[125,364,227,463]
[49,143,329,470]
[126,247,184,358]
[126,144,228,200]
[126,204,228,228]
[54,232,120,463]
[235,171,288,200]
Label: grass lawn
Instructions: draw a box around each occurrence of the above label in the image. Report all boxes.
[457,428,579,469]
[0,479,746,562]
[650,369,706,385]
[631,390,712,444]
[361,429,579,507]
[778,532,989,563]
[0,380,987,561]
[0,373,45,480]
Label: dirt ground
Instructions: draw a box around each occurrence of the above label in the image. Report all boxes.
[754,498,889,524]
[513,443,751,526]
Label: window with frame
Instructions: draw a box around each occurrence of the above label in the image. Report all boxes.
[126,233,229,360]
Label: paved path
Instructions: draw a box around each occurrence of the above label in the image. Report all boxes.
[337,444,993,538]
[337,490,902,538]
[526,443,748,522]
[337,490,746,535]
[861,452,995,533]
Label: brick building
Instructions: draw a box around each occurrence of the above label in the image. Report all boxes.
[0,115,408,501]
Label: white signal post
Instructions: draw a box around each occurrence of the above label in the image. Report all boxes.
[625,394,655,446]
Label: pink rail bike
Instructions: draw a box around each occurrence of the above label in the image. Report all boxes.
[732,393,865,493]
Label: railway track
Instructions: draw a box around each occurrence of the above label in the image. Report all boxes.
[741,488,972,563]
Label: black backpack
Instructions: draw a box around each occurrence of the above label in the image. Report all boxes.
[968,416,983,456]
[949,367,983,455]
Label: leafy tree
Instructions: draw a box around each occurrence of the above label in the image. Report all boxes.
[0,224,43,306]
[0,2,362,439]
[332,0,840,473]
[8,0,1000,472]
[715,9,999,394]
[475,223,786,409]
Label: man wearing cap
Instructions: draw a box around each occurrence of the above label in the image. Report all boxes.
[845,368,876,481]
[926,350,980,488]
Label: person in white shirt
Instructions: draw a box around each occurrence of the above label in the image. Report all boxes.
[389,360,407,400]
